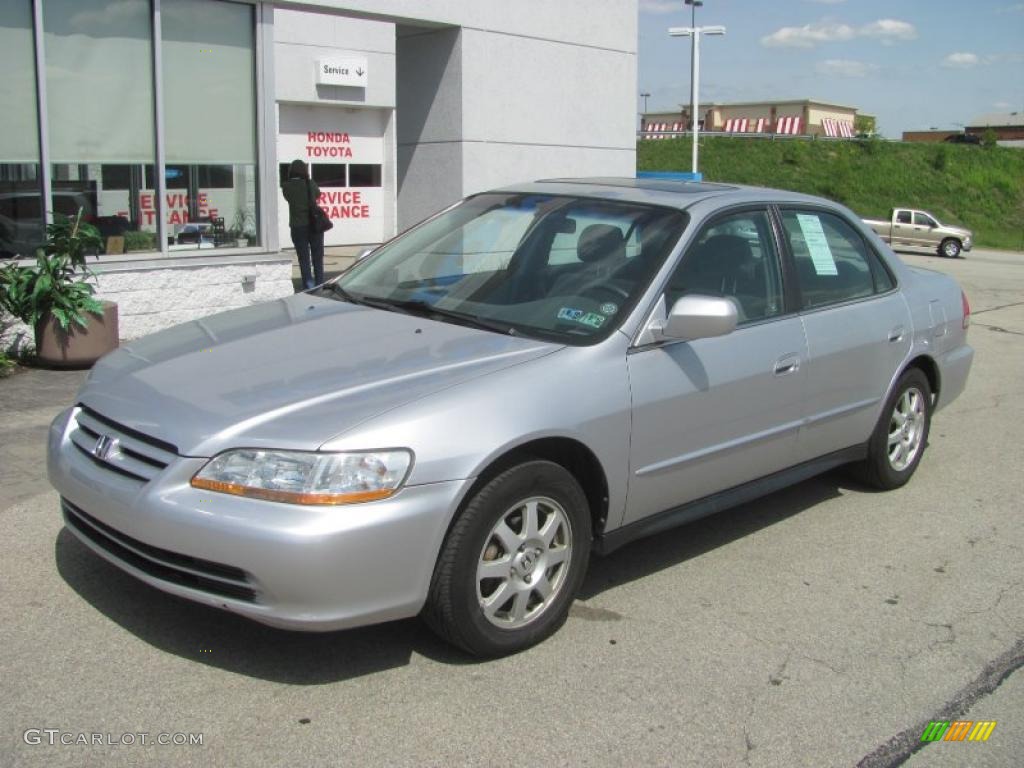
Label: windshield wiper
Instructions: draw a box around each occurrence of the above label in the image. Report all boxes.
[365,297,518,336]
[324,283,378,308]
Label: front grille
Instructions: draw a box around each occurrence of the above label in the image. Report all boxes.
[62,499,258,603]
[69,406,179,483]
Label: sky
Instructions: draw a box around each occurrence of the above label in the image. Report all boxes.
[637,0,1024,137]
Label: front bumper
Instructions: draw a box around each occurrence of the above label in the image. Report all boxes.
[48,407,471,631]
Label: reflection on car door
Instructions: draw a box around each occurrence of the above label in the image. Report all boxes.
[624,209,808,526]
[780,208,912,462]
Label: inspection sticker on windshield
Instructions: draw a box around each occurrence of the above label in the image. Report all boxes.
[579,312,605,329]
[557,307,584,321]
[600,302,618,315]
[796,213,838,275]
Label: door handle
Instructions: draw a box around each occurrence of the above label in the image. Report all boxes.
[888,326,905,343]
[773,355,800,376]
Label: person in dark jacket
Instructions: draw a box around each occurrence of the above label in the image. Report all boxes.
[281,159,324,290]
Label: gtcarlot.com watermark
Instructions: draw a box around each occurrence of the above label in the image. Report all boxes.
[23,729,203,747]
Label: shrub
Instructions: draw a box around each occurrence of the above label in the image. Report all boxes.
[124,230,158,252]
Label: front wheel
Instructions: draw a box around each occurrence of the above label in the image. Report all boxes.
[939,238,962,258]
[423,460,591,656]
[854,368,932,490]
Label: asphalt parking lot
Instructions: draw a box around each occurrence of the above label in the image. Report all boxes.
[2,247,1022,768]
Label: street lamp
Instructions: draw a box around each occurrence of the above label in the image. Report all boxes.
[684,0,702,108]
[669,22,725,175]
[640,91,651,114]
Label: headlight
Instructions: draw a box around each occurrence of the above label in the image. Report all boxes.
[191,449,413,505]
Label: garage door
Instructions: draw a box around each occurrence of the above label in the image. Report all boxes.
[276,104,386,246]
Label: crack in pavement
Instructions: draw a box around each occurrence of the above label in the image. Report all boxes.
[855,637,1024,768]
[971,300,1024,315]
[974,322,1024,336]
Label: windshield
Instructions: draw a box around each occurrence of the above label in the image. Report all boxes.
[331,193,687,344]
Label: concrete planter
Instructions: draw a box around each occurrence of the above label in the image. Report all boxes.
[34,300,119,368]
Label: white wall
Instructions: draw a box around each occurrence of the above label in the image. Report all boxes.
[387,3,634,227]
[1,258,294,350]
[274,9,396,108]
[281,1,638,229]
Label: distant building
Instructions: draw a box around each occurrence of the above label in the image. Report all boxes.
[641,99,869,138]
[903,113,1024,146]
[966,112,1024,142]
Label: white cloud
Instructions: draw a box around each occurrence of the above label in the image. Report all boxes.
[761,18,916,48]
[639,0,680,14]
[943,52,980,68]
[860,19,917,43]
[816,59,878,77]
[994,101,1012,109]
[762,22,856,48]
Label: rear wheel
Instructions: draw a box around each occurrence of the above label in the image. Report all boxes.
[854,368,931,490]
[423,460,591,656]
[939,238,961,258]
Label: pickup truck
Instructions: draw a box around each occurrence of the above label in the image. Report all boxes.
[863,208,973,258]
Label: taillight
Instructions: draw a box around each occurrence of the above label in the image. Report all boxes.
[961,290,970,330]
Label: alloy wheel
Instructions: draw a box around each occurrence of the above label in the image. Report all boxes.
[476,496,572,629]
[887,386,926,471]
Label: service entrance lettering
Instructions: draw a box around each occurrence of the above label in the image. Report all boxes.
[318,189,369,219]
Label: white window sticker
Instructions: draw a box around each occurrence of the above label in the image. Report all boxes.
[796,214,838,276]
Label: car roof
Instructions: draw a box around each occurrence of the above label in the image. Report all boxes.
[492,177,832,211]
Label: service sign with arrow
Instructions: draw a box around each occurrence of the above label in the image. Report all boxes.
[316,57,368,88]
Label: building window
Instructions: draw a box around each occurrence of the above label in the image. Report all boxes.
[162,0,258,250]
[312,164,347,188]
[349,164,382,188]
[0,1,42,258]
[44,0,159,254]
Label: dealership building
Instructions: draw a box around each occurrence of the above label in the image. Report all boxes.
[1,0,637,340]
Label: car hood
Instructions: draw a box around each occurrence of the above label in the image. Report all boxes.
[942,225,972,238]
[77,294,560,456]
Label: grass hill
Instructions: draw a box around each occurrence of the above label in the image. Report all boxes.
[638,136,1024,251]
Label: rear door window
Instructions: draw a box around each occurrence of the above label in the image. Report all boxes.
[781,210,894,309]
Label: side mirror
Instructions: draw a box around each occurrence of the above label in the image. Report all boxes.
[661,294,738,341]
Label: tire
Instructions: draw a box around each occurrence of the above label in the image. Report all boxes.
[939,238,961,258]
[854,368,932,490]
[423,460,592,657]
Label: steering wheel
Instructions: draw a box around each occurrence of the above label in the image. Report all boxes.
[581,282,630,305]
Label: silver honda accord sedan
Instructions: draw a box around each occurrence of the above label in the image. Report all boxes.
[48,178,974,656]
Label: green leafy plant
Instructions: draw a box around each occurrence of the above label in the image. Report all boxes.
[0,210,104,332]
[123,230,157,252]
[0,349,14,377]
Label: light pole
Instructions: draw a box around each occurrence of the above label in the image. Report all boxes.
[684,0,702,108]
[640,91,650,130]
[669,22,725,175]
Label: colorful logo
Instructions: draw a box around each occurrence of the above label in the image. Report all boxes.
[920,720,996,742]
